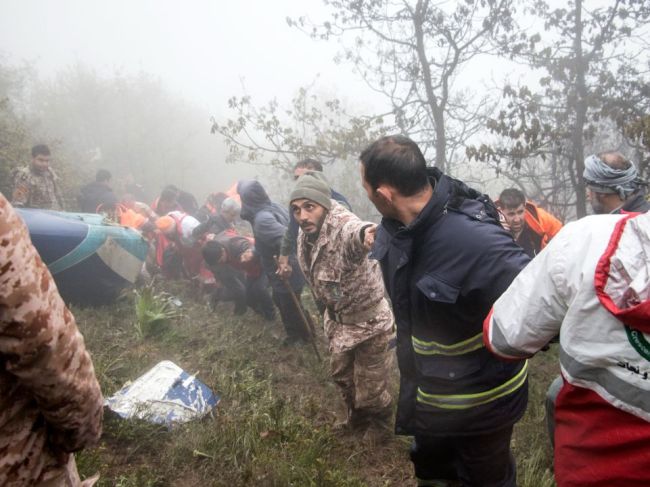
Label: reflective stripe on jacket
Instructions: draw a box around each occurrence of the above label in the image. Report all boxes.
[372,168,530,436]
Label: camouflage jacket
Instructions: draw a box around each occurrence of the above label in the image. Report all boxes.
[0,194,103,486]
[297,201,394,353]
[11,165,64,210]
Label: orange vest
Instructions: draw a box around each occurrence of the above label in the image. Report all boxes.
[523,201,563,250]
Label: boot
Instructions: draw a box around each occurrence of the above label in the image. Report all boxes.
[333,395,364,433]
[361,406,393,445]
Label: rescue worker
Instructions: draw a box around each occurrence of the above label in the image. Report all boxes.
[155,211,202,279]
[237,180,309,345]
[11,144,64,210]
[202,234,275,321]
[285,172,395,439]
[196,192,228,223]
[497,188,563,258]
[360,135,530,486]
[192,197,240,239]
[152,185,180,216]
[542,150,650,448]
[0,193,103,486]
[484,210,650,487]
[277,158,351,274]
[78,169,118,213]
[119,194,157,231]
[584,151,650,214]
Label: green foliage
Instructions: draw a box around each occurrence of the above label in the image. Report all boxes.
[72,281,557,487]
[31,63,230,200]
[514,352,558,487]
[133,283,180,338]
[0,62,33,198]
[1,59,230,207]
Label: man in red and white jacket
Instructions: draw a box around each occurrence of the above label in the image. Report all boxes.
[484,210,650,487]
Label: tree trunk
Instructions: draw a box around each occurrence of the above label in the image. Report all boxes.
[414,0,447,171]
[572,0,588,218]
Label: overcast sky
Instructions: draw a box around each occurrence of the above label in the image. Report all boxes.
[0,0,384,115]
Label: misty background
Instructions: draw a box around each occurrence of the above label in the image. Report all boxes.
[1,0,649,219]
[0,0,387,204]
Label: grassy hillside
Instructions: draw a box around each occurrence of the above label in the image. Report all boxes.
[73,281,557,486]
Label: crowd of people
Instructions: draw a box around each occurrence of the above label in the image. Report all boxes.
[2,139,649,486]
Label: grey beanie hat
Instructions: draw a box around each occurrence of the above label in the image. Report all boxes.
[290,171,332,210]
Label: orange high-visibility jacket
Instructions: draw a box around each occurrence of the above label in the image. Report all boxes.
[523,201,563,250]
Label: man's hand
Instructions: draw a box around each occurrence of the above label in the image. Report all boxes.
[240,249,254,263]
[363,224,377,251]
[275,254,292,279]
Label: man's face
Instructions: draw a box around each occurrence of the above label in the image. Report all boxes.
[290,198,327,236]
[587,188,607,214]
[32,154,50,172]
[293,166,310,181]
[502,204,526,234]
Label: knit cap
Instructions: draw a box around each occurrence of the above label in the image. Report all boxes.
[290,171,332,210]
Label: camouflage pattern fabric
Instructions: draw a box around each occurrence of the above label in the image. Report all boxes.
[0,194,103,486]
[330,329,393,413]
[296,200,395,415]
[11,165,64,210]
[296,201,394,354]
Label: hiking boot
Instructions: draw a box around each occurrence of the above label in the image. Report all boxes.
[333,405,364,433]
[361,424,392,446]
[359,406,393,445]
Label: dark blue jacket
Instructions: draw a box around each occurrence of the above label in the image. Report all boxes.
[372,168,530,436]
[238,180,304,293]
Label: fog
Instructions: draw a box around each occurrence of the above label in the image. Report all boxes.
[0,0,386,202]
[1,0,647,219]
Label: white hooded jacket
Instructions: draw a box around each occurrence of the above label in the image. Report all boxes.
[484,211,650,486]
[484,211,650,421]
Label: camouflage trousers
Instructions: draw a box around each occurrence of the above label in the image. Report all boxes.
[37,454,98,487]
[330,330,394,414]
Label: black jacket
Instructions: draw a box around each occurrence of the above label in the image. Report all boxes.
[238,180,304,292]
[372,168,530,436]
[78,182,117,213]
[620,191,650,213]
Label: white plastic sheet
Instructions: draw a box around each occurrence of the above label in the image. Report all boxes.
[105,360,219,427]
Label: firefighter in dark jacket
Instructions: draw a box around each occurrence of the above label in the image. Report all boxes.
[360,135,530,487]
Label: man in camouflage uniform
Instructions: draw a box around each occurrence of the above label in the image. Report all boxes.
[12,144,64,210]
[1,193,103,486]
[284,172,395,439]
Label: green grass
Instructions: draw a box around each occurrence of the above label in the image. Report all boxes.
[73,281,557,486]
